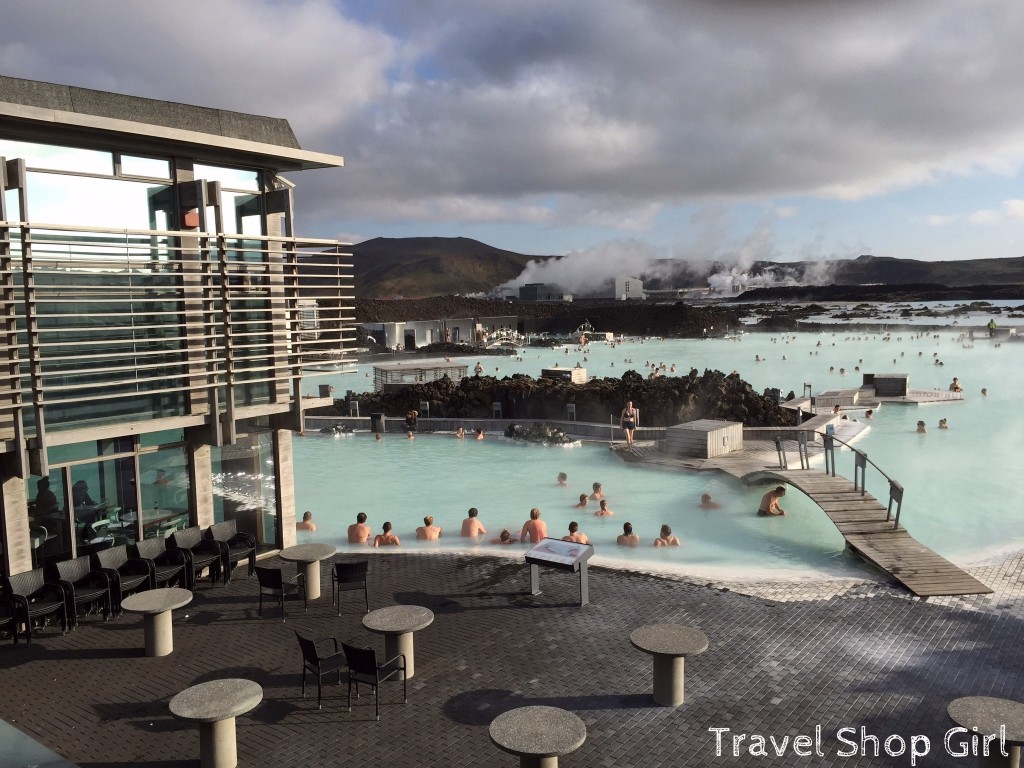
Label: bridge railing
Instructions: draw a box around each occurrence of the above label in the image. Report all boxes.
[775,431,905,530]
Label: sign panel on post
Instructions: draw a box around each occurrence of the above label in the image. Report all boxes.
[525,538,594,606]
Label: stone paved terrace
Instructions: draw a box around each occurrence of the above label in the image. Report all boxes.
[1,550,1023,767]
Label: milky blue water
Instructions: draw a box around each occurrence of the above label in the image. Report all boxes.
[294,325,1023,581]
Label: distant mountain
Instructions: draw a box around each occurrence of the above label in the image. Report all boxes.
[351,236,551,298]
[832,254,1024,286]
[338,236,1024,299]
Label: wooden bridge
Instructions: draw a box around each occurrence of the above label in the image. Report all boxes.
[613,433,992,598]
[742,468,992,598]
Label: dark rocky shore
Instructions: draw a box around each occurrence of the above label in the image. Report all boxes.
[319,368,797,428]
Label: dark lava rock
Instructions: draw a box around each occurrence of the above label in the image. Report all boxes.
[504,422,575,444]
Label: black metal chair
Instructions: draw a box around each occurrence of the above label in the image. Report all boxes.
[2,568,69,642]
[331,560,369,614]
[92,545,151,615]
[206,521,256,585]
[295,631,347,709]
[255,566,306,622]
[132,537,188,590]
[48,555,112,629]
[341,642,407,721]
[169,527,222,590]
[0,596,17,646]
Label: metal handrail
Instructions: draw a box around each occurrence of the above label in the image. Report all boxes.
[813,429,905,530]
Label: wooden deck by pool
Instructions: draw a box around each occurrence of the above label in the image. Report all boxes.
[611,440,992,598]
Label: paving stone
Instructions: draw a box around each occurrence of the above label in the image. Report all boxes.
[0,551,1022,767]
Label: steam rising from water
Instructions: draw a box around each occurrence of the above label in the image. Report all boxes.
[495,237,841,297]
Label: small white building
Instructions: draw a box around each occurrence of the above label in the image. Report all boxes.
[615,276,644,300]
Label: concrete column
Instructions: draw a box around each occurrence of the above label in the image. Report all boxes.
[520,757,558,768]
[384,631,416,679]
[274,429,296,550]
[652,655,685,707]
[198,717,237,768]
[188,442,215,530]
[144,610,174,657]
[299,560,321,600]
[0,454,32,576]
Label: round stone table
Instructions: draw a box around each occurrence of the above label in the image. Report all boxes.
[279,543,336,600]
[170,678,263,768]
[361,605,434,680]
[629,623,709,707]
[948,696,1024,767]
[489,706,587,768]
[121,587,192,657]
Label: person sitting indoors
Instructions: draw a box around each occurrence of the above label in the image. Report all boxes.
[916,420,927,434]
[757,486,787,517]
[563,521,590,544]
[938,418,949,430]
[454,427,465,439]
[460,507,487,537]
[72,479,97,508]
[617,522,640,548]
[573,493,589,509]
[33,477,60,518]
[492,529,516,545]
[374,521,400,547]
[520,508,548,544]
[654,524,680,547]
[296,510,317,531]
[594,499,614,516]
[590,482,605,501]
[416,515,443,540]
[699,493,722,510]
[557,472,568,487]
[348,512,372,544]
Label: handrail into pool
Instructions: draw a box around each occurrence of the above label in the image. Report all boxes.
[773,431,905,530]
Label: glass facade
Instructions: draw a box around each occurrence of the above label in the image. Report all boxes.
[1,93,352,578]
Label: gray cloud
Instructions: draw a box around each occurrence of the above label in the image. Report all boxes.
[4,0,1024,236]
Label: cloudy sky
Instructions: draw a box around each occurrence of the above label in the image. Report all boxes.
[4,0,1024,268]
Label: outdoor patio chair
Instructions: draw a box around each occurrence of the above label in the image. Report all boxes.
[48,555,112,629]
[2,568,69,642]
[295,631,347,709]
[0,596,17,645]
[132,537,188,590]
[92,545,151,615]
[206,520,256,585]
[342,642,407,720]
[255,565,306,622]
[169,527,222,589]
[331,560,369,614]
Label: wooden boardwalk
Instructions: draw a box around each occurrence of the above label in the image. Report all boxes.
[739,469,991,597]
[611,440,992,598]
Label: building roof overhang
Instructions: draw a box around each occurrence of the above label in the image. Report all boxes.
[0,100,343,171]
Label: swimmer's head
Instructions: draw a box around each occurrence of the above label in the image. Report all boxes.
[660,524,672,538]
[623,522,633,535]
[423,515,433,526]
[701,493,711,503]
[500,529,511,542]
[382,521,392,533]
[568,521,579,533]
[530,508,541,520]
[468,507,478,518]
[357,512,367,523]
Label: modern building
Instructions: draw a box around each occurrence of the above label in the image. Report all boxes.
[518,283,572,302]
[0,76,354,576]
[614,275,644,300]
